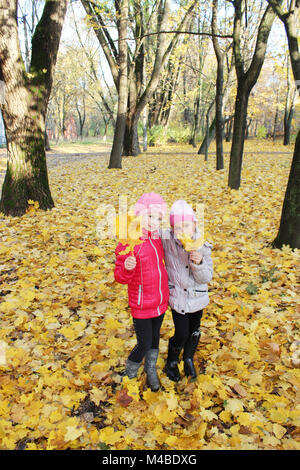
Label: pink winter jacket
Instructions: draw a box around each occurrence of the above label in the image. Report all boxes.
[114,228,169,319]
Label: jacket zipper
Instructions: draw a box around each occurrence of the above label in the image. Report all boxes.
[137,244,143,307]
[137,285,142,305]
[149,238,163,315]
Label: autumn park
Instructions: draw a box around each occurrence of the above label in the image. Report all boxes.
[0,0,299,454]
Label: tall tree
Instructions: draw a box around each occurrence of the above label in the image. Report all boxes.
[198,52,235,154]
[81,0,196,161]
[267,0,300,249]
[0,0,68,216]
[227,0,282,189]
[212,0,225,169]
[108,0,129,168]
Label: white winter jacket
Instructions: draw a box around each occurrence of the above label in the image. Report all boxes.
[160,226,213,314]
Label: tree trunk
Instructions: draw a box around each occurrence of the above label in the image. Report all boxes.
[212,0,225,170]
[228,1,279,189]
[198,117,216,154]
[198,52,235,154]
[189,96,200,148]
[0,0,68,217]
[45,129,51,151]
[123,114,140,157]
[82,0,195,160]
[0,109,54,216]
[215,61,224,169]
[198,115,233,154]
[108,0,128,168]
[228,82,249,189]
[272,127,300,249]
[272,92,279,140]
[226,116,233,142]
[204,100,214,161]
[267,0,300,249]
[284,88,296,146]
[283,107,294,146]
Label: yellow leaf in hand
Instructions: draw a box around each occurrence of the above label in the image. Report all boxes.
[116,211,143,255]
[177,233,203,252]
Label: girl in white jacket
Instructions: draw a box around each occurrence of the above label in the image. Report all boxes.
[161,200,213,381]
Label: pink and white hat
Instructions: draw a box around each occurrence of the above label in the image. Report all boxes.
[134,192,167,217]
[169,199,197,226]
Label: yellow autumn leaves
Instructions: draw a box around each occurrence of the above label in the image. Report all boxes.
[0,140,299,450]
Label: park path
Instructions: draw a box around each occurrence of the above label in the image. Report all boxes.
[0,148,293,191]
[0,151,108,190]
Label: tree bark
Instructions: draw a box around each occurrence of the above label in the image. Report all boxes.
[0,0,68,217]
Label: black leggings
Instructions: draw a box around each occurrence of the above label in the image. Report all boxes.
[170,309,203,348]
[128,314,165,363]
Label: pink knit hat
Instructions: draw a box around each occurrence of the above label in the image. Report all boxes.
[134,192,167,217]
[170,199,197,226]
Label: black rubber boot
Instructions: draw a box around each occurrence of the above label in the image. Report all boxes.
[123,358,142,379]
[165,339,182,382]
[183,329,201,379]
[144,349,160,392]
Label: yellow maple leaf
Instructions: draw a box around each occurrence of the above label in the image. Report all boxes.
[94,246,104,256]
[122,378,140,401]
[105,318,123,330]
[165,435,177,447]
[60,320,86,341]
[177,233,203,252]
[64,425,85,442]
[142,388,158,404]
[99,426,124,445]
[90,387,107,406]
[219,410,232,423]
[115,211,143,255]
[200,409,218,421]
[224,399,244,415]
[273,423,286,439]
[166,393,178,411]
[154,403,177,425]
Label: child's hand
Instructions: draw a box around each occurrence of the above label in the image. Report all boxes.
[189,251,203,265]
[124,256,137,270]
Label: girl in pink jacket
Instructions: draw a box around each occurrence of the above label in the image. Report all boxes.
[114,193,169,391]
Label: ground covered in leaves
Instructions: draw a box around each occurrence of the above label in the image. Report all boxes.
[0,140,299,450]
